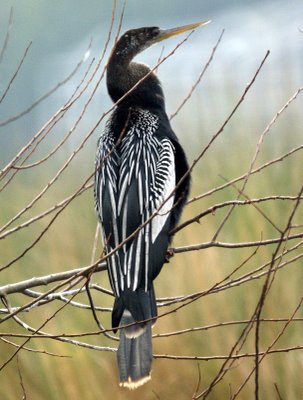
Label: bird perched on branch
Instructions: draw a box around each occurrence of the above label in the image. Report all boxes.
[94,21,209,389]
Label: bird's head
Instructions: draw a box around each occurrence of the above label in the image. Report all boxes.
[113,21,211,60]
[107,20,210,105]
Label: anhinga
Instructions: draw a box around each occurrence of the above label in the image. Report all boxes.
[94,21,209,389]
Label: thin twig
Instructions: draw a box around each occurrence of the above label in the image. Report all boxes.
[187,144,303,205]
[0,7,13,64]
[0,42,32,104]
[171,195,302,235]
[211,85,302,242]
[17,356,27,400]
[173,232,303,253]
[0,41,93,128]
[154,345,303,361]
[170,29,224,119]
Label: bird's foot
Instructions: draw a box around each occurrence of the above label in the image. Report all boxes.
[165,248,174,263]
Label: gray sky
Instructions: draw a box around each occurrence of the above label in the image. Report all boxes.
[0,0,302,158]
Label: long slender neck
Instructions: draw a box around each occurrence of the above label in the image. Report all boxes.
[106,49,165,109]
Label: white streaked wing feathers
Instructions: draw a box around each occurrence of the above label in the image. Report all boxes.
[95,110,175,294]
[151,141,175,243]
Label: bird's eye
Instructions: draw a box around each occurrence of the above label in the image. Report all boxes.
[151,27,160,37]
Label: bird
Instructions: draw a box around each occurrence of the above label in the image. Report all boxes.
[94,21,210,389]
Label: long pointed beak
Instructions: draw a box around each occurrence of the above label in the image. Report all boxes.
[156,20,211,42]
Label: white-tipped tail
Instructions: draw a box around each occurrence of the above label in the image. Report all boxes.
[117,311,152,389]
[119,374,151,390]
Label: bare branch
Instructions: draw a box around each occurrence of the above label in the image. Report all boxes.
[170,29,225,119]
[0,7,13,64]
[154,345,303,361]
[1,8,301,396]
[0,42,32,104]
[172,195,303,235]
[17,356,27,400]
[173,232,303,253]
[188,143,303,205]
[0,263,106,296]
[0,40,93,128]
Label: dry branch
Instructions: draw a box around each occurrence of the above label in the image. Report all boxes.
[0,8,302,398]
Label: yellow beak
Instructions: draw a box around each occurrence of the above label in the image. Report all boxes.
[156,20,211,42]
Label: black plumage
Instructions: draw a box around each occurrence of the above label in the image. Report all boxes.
[94,21,209,389]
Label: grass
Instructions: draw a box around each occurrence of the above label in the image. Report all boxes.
[1,110,302,399]
[0,49,302,397]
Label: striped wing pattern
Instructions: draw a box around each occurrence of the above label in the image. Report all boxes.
[95,109,175,297]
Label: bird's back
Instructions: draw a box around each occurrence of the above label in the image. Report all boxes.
[95,107,178,327]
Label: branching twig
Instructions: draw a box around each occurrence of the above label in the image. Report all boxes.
[1,9,302,397]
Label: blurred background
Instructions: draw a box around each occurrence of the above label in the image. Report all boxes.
[0,0,302,399]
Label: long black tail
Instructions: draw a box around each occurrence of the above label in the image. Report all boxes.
[117,311,153,389]
[114,287,157,389]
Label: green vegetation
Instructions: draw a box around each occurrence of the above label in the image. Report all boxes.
[1,2,302,397]
[1,102,302,398]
